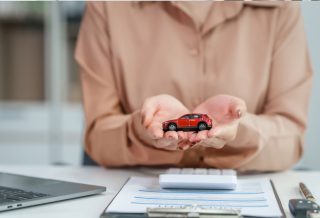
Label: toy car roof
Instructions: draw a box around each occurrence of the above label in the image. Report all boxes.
[181,113,206,116]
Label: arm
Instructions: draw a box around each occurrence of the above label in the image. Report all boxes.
[75,3,183,167]
[209,3,312,171]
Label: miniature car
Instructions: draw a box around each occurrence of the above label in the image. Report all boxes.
[162,114,212,132]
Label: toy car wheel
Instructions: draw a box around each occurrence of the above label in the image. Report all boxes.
[168,123,177,131]
[198,122,207,131]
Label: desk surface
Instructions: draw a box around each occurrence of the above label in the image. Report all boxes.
[0,165,319,218]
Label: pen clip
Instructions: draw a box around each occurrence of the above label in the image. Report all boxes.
[147,205,242,217]
[300,182,316,202]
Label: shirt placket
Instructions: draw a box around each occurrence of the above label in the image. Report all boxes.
[190,29,206,106]
[169,4,206,166]
[172,2,206,107]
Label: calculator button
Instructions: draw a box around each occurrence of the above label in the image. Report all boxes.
[181,168,194,174]
[208,169,221,175]
[221,170,236,175]
[166,168,181,174]
[194,168,207,175]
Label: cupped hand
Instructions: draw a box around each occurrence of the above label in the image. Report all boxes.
[189,95,247,149]
[141,94,191,150]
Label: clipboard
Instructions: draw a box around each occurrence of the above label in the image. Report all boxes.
[100,178,285,218]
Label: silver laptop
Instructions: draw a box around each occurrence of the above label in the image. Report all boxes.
[0,172,106,212]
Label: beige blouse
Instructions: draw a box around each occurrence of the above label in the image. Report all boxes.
[75,1,312,171]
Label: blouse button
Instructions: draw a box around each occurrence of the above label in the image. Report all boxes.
[190,48,199,56]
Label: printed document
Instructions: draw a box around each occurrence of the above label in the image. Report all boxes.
[105,177,282,217]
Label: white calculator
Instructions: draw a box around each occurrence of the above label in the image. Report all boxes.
[159,168,237,190]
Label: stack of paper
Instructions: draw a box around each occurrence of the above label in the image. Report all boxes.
[105,177,283,217]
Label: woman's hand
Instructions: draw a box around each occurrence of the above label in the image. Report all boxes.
[189,95,247,149]
[141,94,191,150]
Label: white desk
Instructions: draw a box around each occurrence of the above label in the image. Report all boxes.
[0,165,319,218]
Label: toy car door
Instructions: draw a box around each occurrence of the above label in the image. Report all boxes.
[178,115,190,129]
[189,114,199,127]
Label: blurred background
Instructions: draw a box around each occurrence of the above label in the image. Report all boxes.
[0,2,319,169]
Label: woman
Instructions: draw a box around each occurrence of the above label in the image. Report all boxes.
[75,2,312,171]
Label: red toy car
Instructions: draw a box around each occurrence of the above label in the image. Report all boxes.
[162,114,212,132]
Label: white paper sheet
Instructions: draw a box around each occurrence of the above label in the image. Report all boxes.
[106,177,282,217]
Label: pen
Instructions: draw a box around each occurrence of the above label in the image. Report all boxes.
[299,182,316,202]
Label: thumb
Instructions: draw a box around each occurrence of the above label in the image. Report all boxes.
[141,98,159,127]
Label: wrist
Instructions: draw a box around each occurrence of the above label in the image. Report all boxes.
[131,110,156,147]
[227,113,260,148]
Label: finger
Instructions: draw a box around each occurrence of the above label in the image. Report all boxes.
[148,123,164,139]
[155,138,179,150]
[141,98,158,127]
[190,141,197,147]
[189,132,198,142]
[182,139,195,150]
[178,140,191,150]
[164,144,179,150]
[201,137,226,149]
[194,130,209,142]
[177,131,188,141]
[208,123,238,142]
[180,145,190,150]
[164,131,179,140]
[186,131,195,138]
